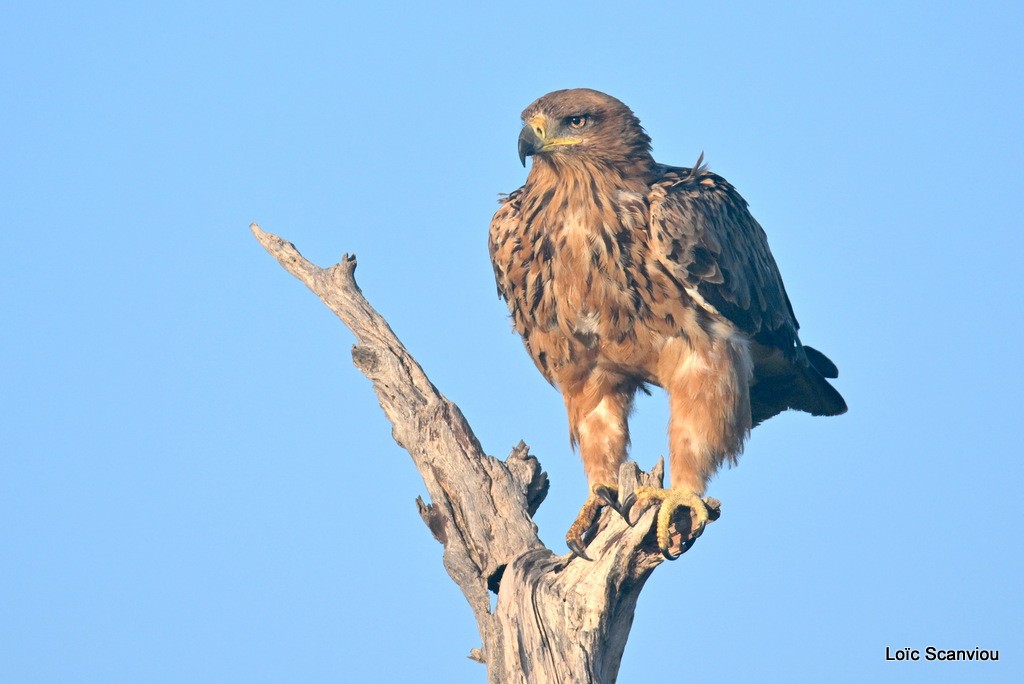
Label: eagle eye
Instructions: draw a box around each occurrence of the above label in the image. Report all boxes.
[567,115,589,130]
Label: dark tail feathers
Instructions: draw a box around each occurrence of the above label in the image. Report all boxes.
[750,347,847,427]
[804,345,839,379]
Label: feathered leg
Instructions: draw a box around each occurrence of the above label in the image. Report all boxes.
[561,372,634,559]
[631,336,752,558]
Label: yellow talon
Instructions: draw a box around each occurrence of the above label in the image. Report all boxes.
[565,483,627,559]
[630,486,716,559]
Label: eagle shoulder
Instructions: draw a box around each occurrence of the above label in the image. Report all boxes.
[647,162,803,358]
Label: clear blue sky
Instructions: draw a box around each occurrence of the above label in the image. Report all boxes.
[2,2,1021,682]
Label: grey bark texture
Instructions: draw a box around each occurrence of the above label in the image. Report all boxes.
[252,223,719,684]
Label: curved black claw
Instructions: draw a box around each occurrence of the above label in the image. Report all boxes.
[567,538,592,561]
[692,520,707,539]
[593,485,620,513]
[662,535,697,560]
[594,485,636,525]
[619,492,638,526]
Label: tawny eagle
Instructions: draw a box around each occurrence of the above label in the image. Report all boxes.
[489,89,846,559]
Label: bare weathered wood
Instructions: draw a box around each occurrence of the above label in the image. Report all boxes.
[251,223,719,683]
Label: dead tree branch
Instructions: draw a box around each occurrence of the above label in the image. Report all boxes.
[251,223,718,684]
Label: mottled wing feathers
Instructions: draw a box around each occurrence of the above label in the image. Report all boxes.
[650,164,802,358]
[489,190,523,309]
[649,163,846,419]
[489,190,522,298]
[489,188,555,381]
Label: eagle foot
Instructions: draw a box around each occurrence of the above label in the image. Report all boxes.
[565,484,630,560]
[625,486,720,560]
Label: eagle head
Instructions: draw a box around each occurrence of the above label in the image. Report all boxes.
[517,88,653,170]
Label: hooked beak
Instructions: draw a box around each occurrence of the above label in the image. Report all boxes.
[516,113,581,166]
[518,124,543,167]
